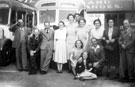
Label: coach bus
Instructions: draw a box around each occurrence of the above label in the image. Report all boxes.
[0,0,36,66]
[35,0,85,30]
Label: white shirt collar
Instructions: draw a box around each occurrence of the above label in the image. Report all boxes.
[91,45,100,52]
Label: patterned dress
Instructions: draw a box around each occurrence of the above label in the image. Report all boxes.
[66,22,77,60]
[70,48,83,67]
[76,26,90,50]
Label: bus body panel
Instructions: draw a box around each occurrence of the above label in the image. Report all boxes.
[35,0,85,30]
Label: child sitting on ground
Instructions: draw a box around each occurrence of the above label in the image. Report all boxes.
[75,51,97,81]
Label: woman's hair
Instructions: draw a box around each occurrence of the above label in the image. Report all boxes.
[67,14,74,20]
[107,18,115,23]
[91,38,97,42]
[78,18,86,24]
[93,18,101,25]
[59,21,65,27]
[75,40,83,48]
[74,13,80,18]
[44,21,50,25]
[80,51,88,60]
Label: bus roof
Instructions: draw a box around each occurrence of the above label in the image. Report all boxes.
[0,0,36,12]
[35,0,85,11]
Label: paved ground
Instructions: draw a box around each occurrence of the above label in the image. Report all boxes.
[0,64,134,87]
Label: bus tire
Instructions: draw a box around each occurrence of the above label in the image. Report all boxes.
[0,39,13,66]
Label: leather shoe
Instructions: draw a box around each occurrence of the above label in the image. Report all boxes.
[18,69,23,72]
[40,71,47,75]
[79,77,85,81]
[128,78,134,83]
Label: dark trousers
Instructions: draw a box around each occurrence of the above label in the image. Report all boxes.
[92,64,104,76]
[119,50,134,79]
[16,42,27,70]
[29,53,40,73]
[105,49,119,77]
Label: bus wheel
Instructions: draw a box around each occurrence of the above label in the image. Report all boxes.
[0,39,13,66]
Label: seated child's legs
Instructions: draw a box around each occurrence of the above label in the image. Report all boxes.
[80,70,97,80]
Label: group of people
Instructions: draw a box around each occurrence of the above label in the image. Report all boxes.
[9,13,135,82]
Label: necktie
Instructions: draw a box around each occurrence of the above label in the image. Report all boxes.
[46,29,49,34]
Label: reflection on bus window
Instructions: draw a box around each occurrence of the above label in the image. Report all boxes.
[0,8,9,25]
[34,12,37,26]
[26,14,33,28]
[59,10,76,21]
[39,10,56,23]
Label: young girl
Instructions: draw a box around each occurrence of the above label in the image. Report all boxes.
[75,51,97,81]
[70,40,84,75]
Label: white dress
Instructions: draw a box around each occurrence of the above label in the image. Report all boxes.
[54,28,67,64]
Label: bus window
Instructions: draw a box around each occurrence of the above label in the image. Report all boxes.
[17,11,25,21]
[39,10,56,23]
[26,14,33,28]
[11,10,17,25]
[34,12,37,26]
[0,8,9,25]
[59,10,76,21]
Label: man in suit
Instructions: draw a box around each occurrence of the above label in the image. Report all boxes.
[9,19,30,71]
[103,18,120,78]
[87,38,105,76]
[119,19,135,82]
[40,21,54,74]
[27,29,43,75]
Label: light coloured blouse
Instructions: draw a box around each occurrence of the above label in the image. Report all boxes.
[91,27,104,40]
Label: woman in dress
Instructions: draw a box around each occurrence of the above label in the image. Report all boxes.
[70,40,84,75]
[91,19,104,45]
[54,21,67,73]
[76,18,90,50]
[66,14,78,72]
[103,18,120,78]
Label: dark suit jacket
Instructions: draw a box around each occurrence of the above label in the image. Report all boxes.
[103,26,120,50]
[9,24,30,48]
[87,45,105,69]
[40,28,54,50]
[27,34,43,53]
[119,27,135,53]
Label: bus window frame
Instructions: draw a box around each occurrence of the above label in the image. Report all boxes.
[39,9,56,24]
